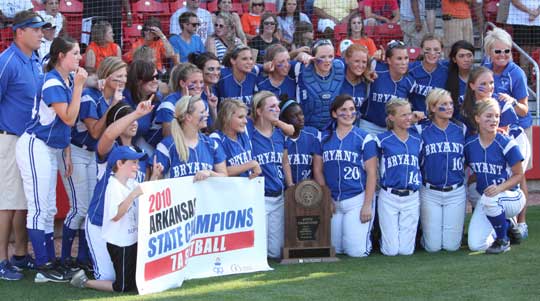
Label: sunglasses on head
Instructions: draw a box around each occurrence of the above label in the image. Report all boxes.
[387,40,405,50]
[493,48,511,55]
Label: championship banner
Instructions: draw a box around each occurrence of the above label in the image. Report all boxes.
[136,177,271,295]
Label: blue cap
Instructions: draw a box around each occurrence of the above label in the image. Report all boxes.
[107,146,147,167]
[13,15,49,31]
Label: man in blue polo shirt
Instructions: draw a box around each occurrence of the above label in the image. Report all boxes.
[0,10,48,281]
[169,11,206,63]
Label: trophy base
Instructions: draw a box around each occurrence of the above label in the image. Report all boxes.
[280,246,339,264]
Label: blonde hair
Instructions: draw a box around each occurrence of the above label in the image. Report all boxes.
[132,45,155,63]
[215,99,248,131]
[97,56,126,80]
[484,27,512,55]
[385,98,410,130]
[474,97,500,128]
[425,88,451,120]
[168,63,202,93]
[171,95,203,162]
[251,91,276,121]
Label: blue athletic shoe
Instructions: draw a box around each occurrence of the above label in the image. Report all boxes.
[0,260,23,281]
[10,254,35,272]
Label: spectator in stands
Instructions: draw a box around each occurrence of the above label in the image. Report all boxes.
[189,52,221,130]
[364,0,400,26]
[170,0,214,43]
[336,12,380,59]
[0,0,33,27]
[169,12,206,63]
[37,0,65,37]
[291,21,314,54]
[85,21,121,69]
[277,0,311,47]
[250,12,280,64]
[483,27,532,239]
[441,0,473,56]
[206,12,244,63]
[0,10,47,282]
[212,0,247,45]
[400,0,427,47]
[424,0,438,34]
[339,44,371,113]
[241,0,265,41]
[506,0,540,79]
[217,45,258,107]
[126,18,178,75]
[313,0,358,40]
[257,44,297,100]
[38,15,57,61]
[445,40,474,115]
[82,0,131,47]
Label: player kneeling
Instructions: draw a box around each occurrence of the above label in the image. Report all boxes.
[464,99,526,254]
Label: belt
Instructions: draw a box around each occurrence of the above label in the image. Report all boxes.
[382,187,417,197]
[442,14,453,21]
[265,190,282,197]
[71,140,89,150]
[424,182,463,192]
[0,130,16,136]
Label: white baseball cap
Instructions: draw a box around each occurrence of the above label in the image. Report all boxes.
[42,15,57,29]
[340,39,353,54]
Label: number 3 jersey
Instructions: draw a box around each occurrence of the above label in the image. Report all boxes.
[464,132,524,195]
[319,127,377,201]
[375,129,422,191]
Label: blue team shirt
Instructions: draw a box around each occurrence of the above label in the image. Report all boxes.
[155,90,215,128]
[247,121,285,194]
[464,133,524,194]
[155,134,226,178]
[0,43,44,135]
[415,121,466,187]
[408,61,448,113]
[216,67,258,108]
[485,61,531,128]
[210,130,254,177]
[87,143,148,226]
[255,75,297,100]
[339,77,368,113]
[123,90,163,147]
[319,127,377,201]
[168,34,206,63]
[71,87,111,151]
[376,129,423,191]
[26,69,74,149]
[361,67,416,127]
[285,127,321,184]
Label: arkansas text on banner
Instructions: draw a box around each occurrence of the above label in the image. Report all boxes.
[136,177,271,295]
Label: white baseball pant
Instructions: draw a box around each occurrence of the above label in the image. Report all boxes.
[420,184,466,252]
[15,133,59,233]
[58,145,97,230]
[378,188,420,256]
[85,218,115,280]
[514,131,531,171]
[265,194,284,259]
[331,192,375,257]
[468,189,526,251]
[358,119,387,136]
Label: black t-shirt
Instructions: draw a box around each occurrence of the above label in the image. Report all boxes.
[249,35,279,64]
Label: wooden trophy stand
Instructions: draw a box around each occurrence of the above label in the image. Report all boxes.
[280,180,338,264]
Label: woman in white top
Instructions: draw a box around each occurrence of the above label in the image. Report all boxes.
[277,0,311,47]
[206,12,243,63]
[37,0,66,37]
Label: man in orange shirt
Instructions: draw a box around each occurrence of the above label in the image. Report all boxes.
[441,0,474,56]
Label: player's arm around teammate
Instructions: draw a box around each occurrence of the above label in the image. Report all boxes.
[15,36,88,282]
[375,98,422,256]
[418,88,466,252]
[318,95,377,257]
[464,99,526,254]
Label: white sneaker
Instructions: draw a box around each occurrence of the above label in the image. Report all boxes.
[70,270,88,288]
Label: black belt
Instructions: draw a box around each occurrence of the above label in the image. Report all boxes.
[442,14,453,21]
[265,190,282,197]
[71,141,89,150]
[0,130,16,136]
[382,187,417,197]
[424,183,463,192]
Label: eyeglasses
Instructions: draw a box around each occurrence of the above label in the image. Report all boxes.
[252,2,264,6]
[493,48,511,55]
[263,21,276,26]
[215,23,226,28]
[387,40,405,50]
[190,22,201,27]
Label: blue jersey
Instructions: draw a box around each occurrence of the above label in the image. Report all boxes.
[155,134,226,178]
[319,127,377,201]
[464,133,524,194]
[156,89,215,128]
[87,143,148,226]
[415,121,466,187]
[376,129,423,191]
[409,61,448,113]
[485,61,531,128]
[361,67,416,127]
[168,34,206,63]
[255,75,297,100]
[339,77,368,113]
[0,43,44,135]
[216,67,258,108]
[285,127,321,184]
[123,90,163,147]
[209,130,253,177]
[71,87,110,151]
[26,69,74,149]
[248,121,285,193]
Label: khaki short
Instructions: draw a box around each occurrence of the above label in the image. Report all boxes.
[525,127,533,171]
[0,134,26,210]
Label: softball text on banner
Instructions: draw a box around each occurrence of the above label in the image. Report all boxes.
[136,177,271,295]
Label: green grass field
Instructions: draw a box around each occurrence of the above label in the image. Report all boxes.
[2,206,539,301]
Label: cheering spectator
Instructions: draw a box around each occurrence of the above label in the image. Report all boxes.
[364,0,400,26]
[85,21,121,69]
[249,12,280,64]
[169,12,206,63]
[170,0,214,43]
[36,0,65,37]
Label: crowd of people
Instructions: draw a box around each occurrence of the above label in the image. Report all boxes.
[0,0,537,296]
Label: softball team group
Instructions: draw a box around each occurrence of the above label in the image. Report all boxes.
[0,10,533,294]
